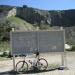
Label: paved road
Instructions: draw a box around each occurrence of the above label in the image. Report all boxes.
[0,52,75,75]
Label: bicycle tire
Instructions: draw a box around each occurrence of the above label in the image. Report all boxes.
[37,58,48,70]
[16,61,28,73]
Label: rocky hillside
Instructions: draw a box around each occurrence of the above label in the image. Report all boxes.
[0,5,75,45]
[16,5,75,45]
[16,5,75,27]
[0,5,13,12]
[1,5,75,27]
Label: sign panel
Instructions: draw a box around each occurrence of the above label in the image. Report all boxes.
[38,31,65,52]
[10,30,65,55]
[10,31,37,55]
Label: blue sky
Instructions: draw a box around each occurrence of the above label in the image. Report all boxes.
[0,0,75,10]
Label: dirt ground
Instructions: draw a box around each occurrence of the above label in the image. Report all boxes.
[0,52,75,75]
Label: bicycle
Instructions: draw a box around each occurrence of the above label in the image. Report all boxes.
[16,51,48,73]
[28,51,48,71]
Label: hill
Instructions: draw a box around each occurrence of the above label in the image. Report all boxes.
[0,5,13,12]
[16,5,75,27]
[0,16,36,41]
[16,5,75,45]
[0,5,75,45]
[7,16,35,31]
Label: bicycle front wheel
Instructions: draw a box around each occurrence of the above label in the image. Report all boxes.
[38,58,48,70]
[16,61,28,73]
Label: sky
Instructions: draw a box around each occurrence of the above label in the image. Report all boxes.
[0,0,75,10]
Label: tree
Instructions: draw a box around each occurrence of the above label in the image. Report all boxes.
[0,19,12,41]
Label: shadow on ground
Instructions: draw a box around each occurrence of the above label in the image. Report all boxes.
[0,68,59,75]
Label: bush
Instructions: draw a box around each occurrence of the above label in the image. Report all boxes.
[71,45,75,51]
[39,24,50,30]
[66,45,75,51]
[1,51,8,57]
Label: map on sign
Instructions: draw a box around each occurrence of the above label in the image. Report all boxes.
[10,31,65,55]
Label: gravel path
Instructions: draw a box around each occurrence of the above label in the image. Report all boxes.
[0,52,75,75]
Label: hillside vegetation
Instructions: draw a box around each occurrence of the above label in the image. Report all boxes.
[17,5,75,27]
[0,5,13,12]
[8,16,35,31]
[0,16,35,41]
[16,5,75,45]
[0,5,75,46]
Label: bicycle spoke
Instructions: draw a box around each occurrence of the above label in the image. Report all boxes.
[16,61,28,73]
[38,58,48,70]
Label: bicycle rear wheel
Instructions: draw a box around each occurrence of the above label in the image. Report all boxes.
[16,61,28,73]
[37,58,48,70]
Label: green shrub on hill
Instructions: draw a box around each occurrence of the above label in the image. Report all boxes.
[0,5,13,12]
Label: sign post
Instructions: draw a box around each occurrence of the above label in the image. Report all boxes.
[60,27,67,69]
[11,28,16,71]
[12,54,16,71]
